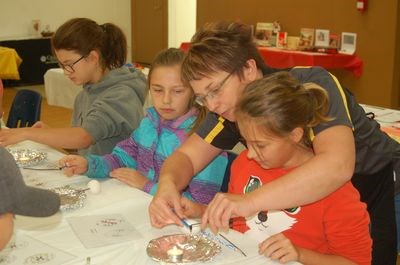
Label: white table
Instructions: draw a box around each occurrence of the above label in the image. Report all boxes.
[361,104,400,127]
[44,68,82,109]
[1,140,298,265]
[44,68,153,111]
[361,104,400,143]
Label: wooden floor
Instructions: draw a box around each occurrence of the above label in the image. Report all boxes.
[2,86,72,128]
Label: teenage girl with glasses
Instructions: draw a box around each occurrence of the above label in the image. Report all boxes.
[0,18,147,155]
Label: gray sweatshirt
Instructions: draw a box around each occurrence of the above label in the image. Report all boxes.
[72,67,146,155]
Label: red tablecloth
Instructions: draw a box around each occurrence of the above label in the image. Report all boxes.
[180,43,363,78]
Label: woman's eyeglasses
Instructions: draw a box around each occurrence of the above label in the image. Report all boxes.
[195,72,234,106]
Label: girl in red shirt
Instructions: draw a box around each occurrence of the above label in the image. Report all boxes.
[230,71,372,265]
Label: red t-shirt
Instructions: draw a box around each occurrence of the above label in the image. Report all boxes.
[229,150,372,265]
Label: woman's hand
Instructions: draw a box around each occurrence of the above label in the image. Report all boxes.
[149,180,183,228]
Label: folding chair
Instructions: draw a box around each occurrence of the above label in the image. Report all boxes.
[6,89,42,128]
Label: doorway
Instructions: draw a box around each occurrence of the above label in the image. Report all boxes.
[131,0,168,66]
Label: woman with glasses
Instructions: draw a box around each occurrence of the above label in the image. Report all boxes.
[149,21,399,265]
[0,18,147,155]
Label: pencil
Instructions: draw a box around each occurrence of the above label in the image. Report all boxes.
[218,233,247,257]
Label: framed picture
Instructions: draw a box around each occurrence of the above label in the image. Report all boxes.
[298,28,314,50]
[254,22,274,47]
[286,36,300,50]
[339,32,357,55]
[276,32,287,48]
[315,29,330,48]
[328,33,340,49]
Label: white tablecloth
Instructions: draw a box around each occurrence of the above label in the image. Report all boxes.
[44,68,82,109]
[44,68,153,111]
[1,140,299,265]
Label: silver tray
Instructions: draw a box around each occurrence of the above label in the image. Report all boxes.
[147,233,221,263]
[8,148,47,167]
[50,185,87,211]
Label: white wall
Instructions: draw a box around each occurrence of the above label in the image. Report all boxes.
[0,0,132,60]
[0,0,196,61]
[168,0,196,48]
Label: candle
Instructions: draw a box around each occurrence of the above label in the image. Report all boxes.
[167,246,183,262]
[19,155,30,161]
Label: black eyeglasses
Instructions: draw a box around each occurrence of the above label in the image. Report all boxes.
[59,55,86,73]
[195,72,234,106]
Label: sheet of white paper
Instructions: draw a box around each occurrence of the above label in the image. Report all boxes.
[213,230,301,265]
[176,222,302,265]
[0,233,75,265]
[67,214,142,248]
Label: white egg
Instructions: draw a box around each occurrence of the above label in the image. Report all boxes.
[87,180,101,194]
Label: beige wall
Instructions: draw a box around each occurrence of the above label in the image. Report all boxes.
[197,0,400,108]
[0,0,132,61]
[1,0,197,65]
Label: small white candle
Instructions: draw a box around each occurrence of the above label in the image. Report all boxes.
[167,246,183,262]
[19,156,30,161]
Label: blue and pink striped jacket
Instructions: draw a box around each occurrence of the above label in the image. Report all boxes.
[85,107,228,204]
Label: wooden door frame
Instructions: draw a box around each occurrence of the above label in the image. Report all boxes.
[131,0,168,65]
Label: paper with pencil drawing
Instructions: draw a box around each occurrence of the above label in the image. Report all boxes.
[67,214,142,248]
[0,233,75,265]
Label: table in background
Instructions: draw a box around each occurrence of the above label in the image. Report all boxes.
[0,36,58,86]
[257,47,363,78]
[2,140,298,265]
[0,46,22,80]
[44,67,152,110]
[44,68,82,109]
[361,104,400,142]
[179,42,363,78]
